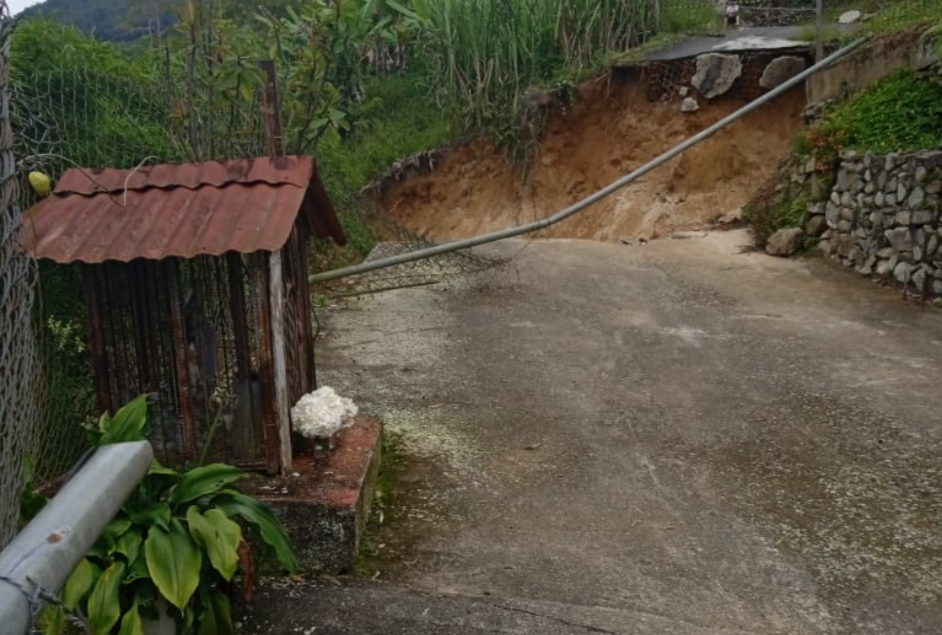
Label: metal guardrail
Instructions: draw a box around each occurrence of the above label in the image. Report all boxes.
[0,441,153,635]
[310,37,868,285]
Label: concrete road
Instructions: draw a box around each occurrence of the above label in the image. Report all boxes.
[245,232,942,634]
[645,27,811,62]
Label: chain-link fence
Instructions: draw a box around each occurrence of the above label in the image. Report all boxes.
[0,2,40,550]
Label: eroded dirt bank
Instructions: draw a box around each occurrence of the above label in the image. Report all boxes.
[378,71,805,242]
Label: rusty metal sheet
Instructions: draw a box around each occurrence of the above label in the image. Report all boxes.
[55,156,314,195]
[23,157,346,264]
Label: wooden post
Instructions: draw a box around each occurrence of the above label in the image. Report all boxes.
[260,59,294,473]
[261,60,285,157]
[269,251,292,473]
[253,253,282,474]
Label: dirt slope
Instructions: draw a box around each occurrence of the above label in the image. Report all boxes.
[377,73,805,242]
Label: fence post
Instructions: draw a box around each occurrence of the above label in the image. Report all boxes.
[0,442,153,635]
[816,0,825,60]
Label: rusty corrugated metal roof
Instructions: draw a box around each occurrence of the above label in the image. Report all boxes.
[24,156,346,264]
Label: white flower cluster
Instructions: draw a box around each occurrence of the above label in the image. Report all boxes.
[290,387,358,440]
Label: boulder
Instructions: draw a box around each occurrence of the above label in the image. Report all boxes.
[759,56,807,89]
[805,215,828,237]
[765,228,805,257]
[691,53,743,99]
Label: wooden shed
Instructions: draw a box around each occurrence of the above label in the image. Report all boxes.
[23,156,346,474]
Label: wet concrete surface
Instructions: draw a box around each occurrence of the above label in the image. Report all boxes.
[644,27,812,62]
[245,232,942,634]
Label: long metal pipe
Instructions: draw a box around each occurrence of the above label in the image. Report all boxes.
[0,441,153,634]
[311,38,866,284]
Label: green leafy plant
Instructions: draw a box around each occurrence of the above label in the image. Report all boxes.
[39,395,297,635]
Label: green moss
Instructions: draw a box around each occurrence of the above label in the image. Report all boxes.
[352,430,408,576]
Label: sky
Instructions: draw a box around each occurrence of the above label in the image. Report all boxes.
[8,0,42,16]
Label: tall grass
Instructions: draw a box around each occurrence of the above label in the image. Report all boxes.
[405,0,660,128]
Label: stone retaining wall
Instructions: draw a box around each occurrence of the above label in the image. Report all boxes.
[810,150,942,296]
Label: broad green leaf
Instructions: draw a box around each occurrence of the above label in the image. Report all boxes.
[145,519,202,611]
[103,516,133,541]
[148,460,179,477]
[169,464,245,507]
[127,503,171,531]
[186,506,241,581]
[99,394,150,445]
[116,600,144,635]
[124,554,151,584]
[197,602,218,635]
[87,560,126,635]
[115,527,143,565]
[209,592,235,635]
[217,491,297,573]
[62,558,97,609]
[38,605,65,635]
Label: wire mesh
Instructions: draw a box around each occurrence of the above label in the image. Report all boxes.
[0,2,40,550]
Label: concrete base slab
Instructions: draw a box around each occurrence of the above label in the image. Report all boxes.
[243,416,382,573]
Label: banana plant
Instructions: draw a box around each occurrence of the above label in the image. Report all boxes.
[39,395,297,635]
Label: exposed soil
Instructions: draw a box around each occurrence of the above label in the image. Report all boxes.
[377,72,806,242]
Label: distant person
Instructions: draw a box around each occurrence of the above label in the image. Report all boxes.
[725,3,740,28]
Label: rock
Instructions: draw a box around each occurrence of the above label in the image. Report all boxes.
[877,247,895,259]
[836,234,854,257]
[837,220,853,233]
[805,215,828,237]
[857,255,877,276]
[929,234,939,255]
[876,257,896,277]
[870,211,884,230]
[885,228,914,252]
[896,211,912,226]
[804,157,816,174]
[898,183,908,201]
[913,265,929,290]
[691,53,743,99]
[826,202,840,228]
[841,192,852,206]
[864,182,876,195]
[878,171,888,189]
[913,210,935,225]
[908,187,926,208]
[894,262,914,283]
[887,194,897,206]
[886,154,898,172]
[840,207,855,222]
[916,166,928,182]
[914,245,924,262]
[875,192,885,207]
[766,228,805,257]
[680,97,700,113]
[839,10,862,24]
[927,180,942,194]
[760,56,806,89]
[679,86,690,97]
[934,280,942,296]
[830,191,841,205]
